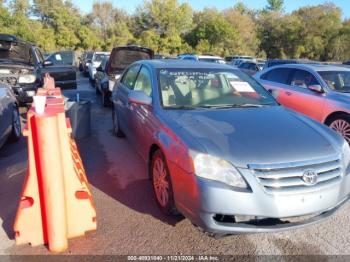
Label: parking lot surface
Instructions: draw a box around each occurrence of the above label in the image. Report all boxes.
[1,76,350,255]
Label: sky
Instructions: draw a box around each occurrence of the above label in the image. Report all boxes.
[73,0,350,18]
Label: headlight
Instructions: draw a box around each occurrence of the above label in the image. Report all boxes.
[109,80,115,92]
[190,151,248,188]
[26,91,35,97]
[341,141,350,175]
[115,74,121,80]
[18,74,36,84]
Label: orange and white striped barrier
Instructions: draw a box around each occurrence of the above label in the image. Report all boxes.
[13,85,96,253]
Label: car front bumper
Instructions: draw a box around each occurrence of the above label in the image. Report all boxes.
[175,167,350,234]
[14,83,38,105]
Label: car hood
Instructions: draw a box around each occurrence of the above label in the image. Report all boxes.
[163,106,342,168]
[107,46,154,75]
[0,38,32,64]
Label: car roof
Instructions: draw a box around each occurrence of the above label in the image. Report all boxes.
[94,52,110,55]
[139,59,233,69]
[178,54,224,59]
[198,55,224,60]
[240,60,256,63]
[268,63,350,72]
[227,55,254,58]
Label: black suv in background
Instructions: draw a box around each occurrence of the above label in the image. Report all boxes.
[95,45,154,106]
[0,34,77,105]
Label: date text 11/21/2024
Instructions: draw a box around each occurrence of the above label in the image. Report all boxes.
[127,255,220,261]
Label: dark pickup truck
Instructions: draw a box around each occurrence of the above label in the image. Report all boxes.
[0,34,77,105]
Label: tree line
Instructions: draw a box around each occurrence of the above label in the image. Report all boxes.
[0,0,349,61]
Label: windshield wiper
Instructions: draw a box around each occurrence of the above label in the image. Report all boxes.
[165,105,198,110]
[197,103,273,109]
[237,103,270,108]
[165,103,274,110]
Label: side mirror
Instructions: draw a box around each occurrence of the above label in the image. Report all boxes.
[269,89,279,99]
[43,60,53,66]
[308,85,323,93]
[128,90,152,106]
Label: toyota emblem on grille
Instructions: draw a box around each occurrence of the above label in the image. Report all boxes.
[302,170,318,185]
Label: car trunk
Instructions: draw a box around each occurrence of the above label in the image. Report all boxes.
[106,46,154,76]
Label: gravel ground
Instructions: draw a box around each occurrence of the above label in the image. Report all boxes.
[0,76,350,256]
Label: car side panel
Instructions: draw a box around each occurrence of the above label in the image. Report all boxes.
[321,95,350,123]
[259,80,295,109]
[0,87,13,148]
[286,87,326,122]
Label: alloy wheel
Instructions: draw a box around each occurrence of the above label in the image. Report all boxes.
[152,157,170,207]
[330,119,350,143]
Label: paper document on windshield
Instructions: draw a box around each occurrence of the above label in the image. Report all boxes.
[230,81,255,92]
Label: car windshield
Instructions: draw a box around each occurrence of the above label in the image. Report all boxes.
[318,71,350,92]
[86,53,93,59]
[93,54,106,62]
[159,68,277,109]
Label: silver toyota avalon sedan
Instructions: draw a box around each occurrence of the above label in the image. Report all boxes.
[111,60,350,235]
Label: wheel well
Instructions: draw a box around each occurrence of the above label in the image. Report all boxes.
[148,144,160,179]
[324,112,350,125]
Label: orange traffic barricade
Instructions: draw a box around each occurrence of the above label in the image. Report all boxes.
[13,85,96,253]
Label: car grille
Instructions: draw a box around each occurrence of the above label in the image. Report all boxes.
[248,155,342,195]
[0,76,17,86]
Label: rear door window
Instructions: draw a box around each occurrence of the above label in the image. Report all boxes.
[121,65,141,90]
[261,68,293,85]
[239,63,249,69]
[247,63,257,71]
[290,69,319,89]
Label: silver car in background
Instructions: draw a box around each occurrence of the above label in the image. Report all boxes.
[88,52,110,82]
[112,60,350,235]
[255,64,350,143]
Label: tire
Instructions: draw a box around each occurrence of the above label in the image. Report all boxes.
[112,106,125,138]
[9,105,21,142]
[151,149,177,215]
[326,114,350,143]
[102,91,111,107]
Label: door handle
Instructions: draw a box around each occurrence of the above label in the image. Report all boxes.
[285,91,292,96]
